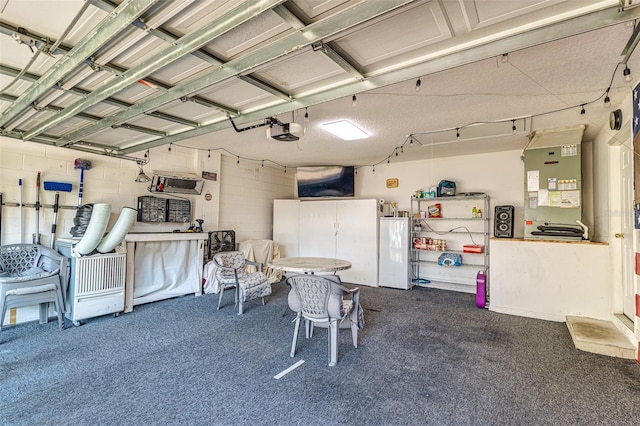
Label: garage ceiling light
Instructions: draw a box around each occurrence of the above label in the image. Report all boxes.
[323,120,368,140]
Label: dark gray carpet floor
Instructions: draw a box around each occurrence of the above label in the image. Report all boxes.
[1,282,639,426]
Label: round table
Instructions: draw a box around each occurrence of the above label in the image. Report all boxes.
[269,257,352,274]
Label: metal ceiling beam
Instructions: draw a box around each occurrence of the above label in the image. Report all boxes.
[112,122,166,137]
[145,111,198,128]
[313,42,364,81]
[55,0,417,147]
[24,0,286,142]
[275,5,364,80]
[0,64,204,128]
[91,0,292,109]
[237,75,292,101]
[180,96,239,115]
[119,3,640,155]
[0,0,159,128]
[0,91,170,136]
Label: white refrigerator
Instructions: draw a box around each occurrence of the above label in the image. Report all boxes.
[378,217,410,289]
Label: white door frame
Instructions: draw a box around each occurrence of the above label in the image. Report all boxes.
[608,121,639,358]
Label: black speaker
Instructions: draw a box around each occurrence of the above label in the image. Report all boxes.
[494,205,514,238]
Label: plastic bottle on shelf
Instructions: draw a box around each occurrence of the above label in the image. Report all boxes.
[429,185,437,199]
[472,206,478,218]
[477,209,482,218]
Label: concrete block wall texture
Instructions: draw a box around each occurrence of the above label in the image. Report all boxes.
[218,156,295,243]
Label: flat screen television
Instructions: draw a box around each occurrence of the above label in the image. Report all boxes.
[297,166,355,198]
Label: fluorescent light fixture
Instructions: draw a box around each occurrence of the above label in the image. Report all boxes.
[323,120,368,140]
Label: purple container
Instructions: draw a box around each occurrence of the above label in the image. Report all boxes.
[476,271,487,308]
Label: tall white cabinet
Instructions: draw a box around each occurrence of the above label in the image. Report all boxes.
[273,199,378,286]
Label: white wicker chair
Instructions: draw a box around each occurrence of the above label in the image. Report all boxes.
[0,244,69,335]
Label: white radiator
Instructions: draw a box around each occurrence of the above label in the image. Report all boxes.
[67,253,126,324]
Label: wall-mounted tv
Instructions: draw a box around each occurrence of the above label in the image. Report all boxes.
[297,166,355,198]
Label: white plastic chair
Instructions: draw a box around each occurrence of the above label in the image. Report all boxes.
[0,244,68,335]
[286,274,360,366]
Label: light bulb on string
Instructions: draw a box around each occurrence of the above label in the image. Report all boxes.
[580,105,586,119]
[415,78,421,92]
[237,156,240,164]
[168,143,172,152]
[624,66,632,82]
[207,150,211,158]
[284,167,287,174]
[456,128,460,140]
[372,165,375,173]
[395,147,398,157]
[501,53,509,64]
[512,120,516,134]
[261,160,264,168]
[304,108,309,123]
[604,93,611,108]
[144,150,148,158]
[400,146,404,153]
[409,136,413,145]
[387,158,390,164]
[352,94,357,107]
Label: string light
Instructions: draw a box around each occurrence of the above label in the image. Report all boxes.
[415,78,421,92]
[624,65,632,82]
[501,53,509,64]
[144,149,148,158]
[372,165,375,173]
[387,158,390,164]
[352,94,357,107]
[604,92,611,108]
[512,119,516,134]
[284,166,287,173]
[150,60,619,176]
[304,108,309,122]
[207,149,211,158]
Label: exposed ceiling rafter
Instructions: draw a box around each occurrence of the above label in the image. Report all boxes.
[0,0,159,128]
[21,0,287,141]
[53,0,416,147]
[117,2,640,155]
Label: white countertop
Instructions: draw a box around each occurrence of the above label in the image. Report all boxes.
[124,232,208,242]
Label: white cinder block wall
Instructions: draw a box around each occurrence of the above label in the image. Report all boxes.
[0,137,223,325]
[357,150,526,237]
[0,137,220,243]
[218,156,295,243]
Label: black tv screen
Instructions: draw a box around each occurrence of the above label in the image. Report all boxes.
[297,166,355,198]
